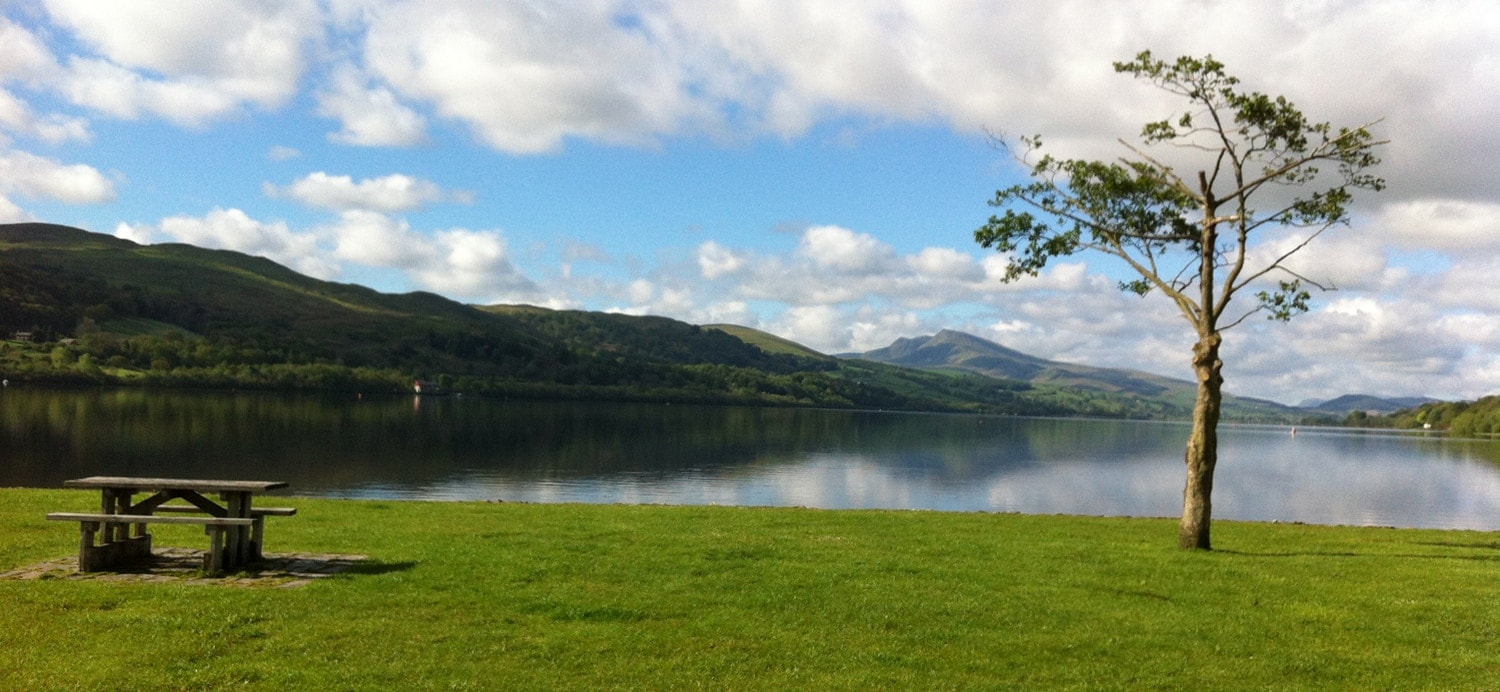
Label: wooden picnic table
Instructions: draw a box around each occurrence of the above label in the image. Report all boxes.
[50,476,291,574]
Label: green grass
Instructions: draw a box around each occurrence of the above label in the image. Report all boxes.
[706,324,833,359]
[2,489,1497,689]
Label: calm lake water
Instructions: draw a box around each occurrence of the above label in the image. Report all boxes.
[4,387,1499,530]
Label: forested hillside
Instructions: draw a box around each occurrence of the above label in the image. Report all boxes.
[1344,396,1500,437]
[1,222,1188,418]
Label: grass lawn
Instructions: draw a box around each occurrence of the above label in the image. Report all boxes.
[2,488,1497,689]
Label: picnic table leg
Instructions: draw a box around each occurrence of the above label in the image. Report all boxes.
[77,520,100,572]
[224,491,250,568]
[203,525,225,575]
[101,489,129,543]
[251,515,265,561]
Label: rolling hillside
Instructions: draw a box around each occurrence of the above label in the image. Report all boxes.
[0,223,1058,414]
[852,329,1307,421]
[0,222,1318,421]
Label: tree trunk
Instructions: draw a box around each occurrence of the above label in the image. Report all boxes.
[1179,332,1224,550]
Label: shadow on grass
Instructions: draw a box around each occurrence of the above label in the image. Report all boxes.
[344,560,418,576]
[1217,546,1500,562]
[1415,540,1500,551]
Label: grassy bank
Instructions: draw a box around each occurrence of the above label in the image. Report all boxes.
[2,488,1497,689]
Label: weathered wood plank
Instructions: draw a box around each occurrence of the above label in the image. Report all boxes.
[46,512,254,527]
[63,477,288,493]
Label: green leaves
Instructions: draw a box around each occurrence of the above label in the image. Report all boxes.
[976,49,1384,332]
[974,152,1194,282]
[974,208,1078,281]
[1255,280,1312,322]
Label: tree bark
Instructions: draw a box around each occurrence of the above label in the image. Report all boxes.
[1179,332,1223,550]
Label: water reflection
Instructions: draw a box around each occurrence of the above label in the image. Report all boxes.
[3,387,1498,530]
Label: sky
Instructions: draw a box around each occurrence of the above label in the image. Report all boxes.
[1,0,1497,406]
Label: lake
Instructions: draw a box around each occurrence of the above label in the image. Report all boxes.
[3,387,1499,530]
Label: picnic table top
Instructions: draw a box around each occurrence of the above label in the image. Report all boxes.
[63,476,289,493]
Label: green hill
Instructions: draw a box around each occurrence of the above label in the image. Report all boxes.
[853,329,1307,422]
[0,223,1057,413]
[704,324,831,360]
[0,222,1312,421]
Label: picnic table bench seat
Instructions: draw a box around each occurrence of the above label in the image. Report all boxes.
[46,512,257,574]
[154,504,298,517]
[153,505,297,557]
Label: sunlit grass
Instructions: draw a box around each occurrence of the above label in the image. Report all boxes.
[2,488,1497,688]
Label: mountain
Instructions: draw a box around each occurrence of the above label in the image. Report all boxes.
[0,222,1086,415]
[852,329,1307,421]
[0,222,1323,422]
[858,330,1183,396]
[1308,394,1437,415]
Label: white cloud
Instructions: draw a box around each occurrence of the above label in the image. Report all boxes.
[327,210,537,301]
[0,148,114,203]
[0,194,26,222]
[1252,229,1394,294]
[117,207,538,304]
[317,66,428,147]
[775,305,850,351]
[269,172,468,213]
[414,228,534,299]
[267,145,301,161]
[0,17,61,82]
[43,0,322,124]
[626,279,655,307]
[697,300,756,327]
[358,0,710,153]
[909,247,983,281]
[1372,199,1500,252]
[0,88,90,144]
[848,309,926,353]
[796,224,896,273]
[697,240,746,279]
[328,210,419,267]
[122,207,337,279]
[1433,257,1500,312]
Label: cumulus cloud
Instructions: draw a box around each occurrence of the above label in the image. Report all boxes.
[358,0,710,153]
[0,17,61,82]
[1250,229,1394,294]
[317,66,428,147]
[327,209,418,267]
[42,0,322,124]
[0,194,25,222]
[774,305,850,351]
[115,207,539,304]
[1372,199,1500,252]
[0,88,90,144]
[115,208,337,279]
[326,210,537,301]
[268,172,470,213]
[796,225,897,273]
[697,240,746,279]
[0,148,114,203]
[417,228,535,298]
[909,247,983,281]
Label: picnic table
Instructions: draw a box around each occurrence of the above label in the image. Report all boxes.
[47,476,294,575]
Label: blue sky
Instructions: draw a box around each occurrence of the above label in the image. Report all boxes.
[3,1,1499,405]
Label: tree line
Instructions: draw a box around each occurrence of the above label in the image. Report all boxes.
[1344,396,1500,438]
